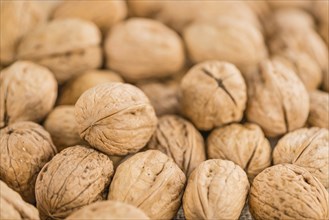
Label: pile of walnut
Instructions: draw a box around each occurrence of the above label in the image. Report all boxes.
[1,1,329,220]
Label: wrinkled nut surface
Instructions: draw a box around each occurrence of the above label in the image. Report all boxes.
[147,115,206,176]
[207,123,272,181]
[75,83,157,156]
[66,200,149,220]
[44,106,84,152]
[0,61,57,128]
[36,145,114,219]
[105,18,185,81]
[108,150,186,220]
[0,180,40,220]
[246,59,309,137]
[308,90,329,129]
[183,159,250,220]
[273,127,329,189]
[18,18,102,83]
[249,164,328,220]
[180,61,247,130]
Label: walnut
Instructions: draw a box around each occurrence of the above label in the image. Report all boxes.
[308,90,329,128]
[246,59,309,137]
[104,18,185,82]
[35,145,114,219]
[323,69,329,92]
[147,115,206,176]
[66,200,149,220]
[207,123,272,181]
[249,164,328,220]
[75,83,157,156]
[17,18,102,84]
[0,61,57,128]
[108,150,186,220]
[312,0,328,24]
[319,22,329,45]
[183,159,250,220]
[179,60,247,130]
[273,127,329,189]
[267,0,312,10]
[0,180,40,220]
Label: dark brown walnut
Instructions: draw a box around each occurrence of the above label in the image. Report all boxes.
[179,60,247,130]
[108,150,186,220]
[66,200,149,220]
[75,83,157,156]
[246,59,309,137]
[147,115,206,176]
[183,159,250,220]
[273,127,329,189]
[0,180,40,220]
[207,123,271,181]
[308,90,329,129]
[0,61,57,129]
[249,164,328,220]
[35,145,114,220]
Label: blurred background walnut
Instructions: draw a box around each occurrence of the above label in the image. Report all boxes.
[308,90,329,129]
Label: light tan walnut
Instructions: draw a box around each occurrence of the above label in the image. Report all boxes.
[308,90,329,129]
[179,61,247,130]
[35,145,114,219]
[249,164,328,220]
[312,0,328,24]
[267,0,312,10]
[273,127,329,189]
[183,159,249,220]
[75,83,157,156]
[108,150,186,220]
[319,22,329,45]
[147,115,206,176]
[0,61,57,128]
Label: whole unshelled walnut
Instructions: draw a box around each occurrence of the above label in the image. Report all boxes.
[249,164,328,220]
[36,145,114,219]
[75,83,157,156]
[179,61,247,130]
[0,61,57,128]
[108,150,186,220]
[0,180,40,220]
[105,18,185,82]
[147,115,206,176]
[183,159,249,220]
[308,90,329,129]
[17,18,102,84]
[66,200,149,220]
[273,127,329,189]
[246,59,309,137]
[207,123,271,181]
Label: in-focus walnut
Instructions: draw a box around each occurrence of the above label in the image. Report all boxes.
[183,159,250,220]
[246,59,309,137]
[0,180,40,220]
[0,61,57,128]
[308,90,329,128]
[179,61,247,130]
[249,164,328,220]
[66,200,149,220]
[17,18,102,84]
[35,145,114,219]
[147,115,206,176]
[105,18,185,82]
[207,123,272,181]
[44,106,85,152]
[273,127,329,189]
[108,150,186,220]
[75,83,157,156]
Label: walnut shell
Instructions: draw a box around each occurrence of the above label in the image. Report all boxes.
[273,127,329,189]
[179,61,247,130]
[183,159,250,220]
[17,18,102,83]
[249,164,328,220]
[246,59,309,137]
[66,200,149,220]
[207,123,272,181]
[35,145,114,219]
[312,0,328,24]
[267,0,312,10]
[147,115,206,176]
[105,18,185,82]
[75,83,157,156]
[308,90,329,128]
[0,180,40,220]
[108,150,186,220]
[0,61,57,128]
